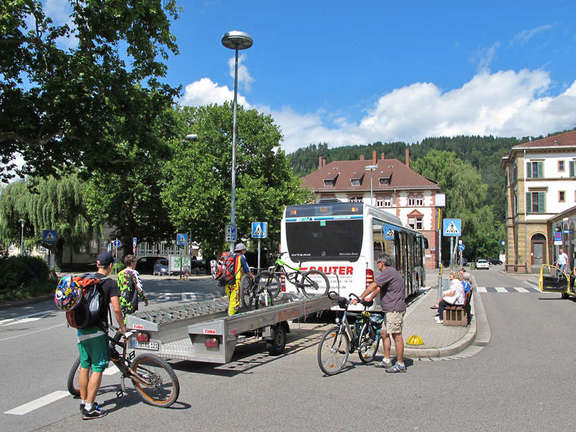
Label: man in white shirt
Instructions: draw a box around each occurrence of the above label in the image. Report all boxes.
[557,248,568,272]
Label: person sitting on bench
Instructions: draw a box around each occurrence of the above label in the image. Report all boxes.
[435,271,466,324]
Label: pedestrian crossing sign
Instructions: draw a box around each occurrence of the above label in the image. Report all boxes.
[251,222,268,239]
[443,219,461,237]
[43,230,57,244]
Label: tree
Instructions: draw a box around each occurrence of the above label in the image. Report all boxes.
[411,150,504,260]
[0,1,180,182]
[162,105,310,257]
[0,176,93,266]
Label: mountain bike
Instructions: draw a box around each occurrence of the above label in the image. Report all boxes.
[240,273,276,311]
[67,328,180,407]
[317,292,384,376]
[258,252,330,298]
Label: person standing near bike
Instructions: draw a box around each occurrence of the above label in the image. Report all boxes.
[352,253,407,373]
[77,252,126,419]
[117,254,148,321]
[226,243,254,316]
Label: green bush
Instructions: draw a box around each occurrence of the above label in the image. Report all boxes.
[0,256,54,302]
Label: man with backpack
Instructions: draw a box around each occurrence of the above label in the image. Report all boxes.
[225,243,254,316]
[77,251,126,420]
[117,254,148,321]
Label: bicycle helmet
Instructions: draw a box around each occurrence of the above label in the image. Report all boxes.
[54,275,82,311]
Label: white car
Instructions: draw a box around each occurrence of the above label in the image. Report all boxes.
[476,259,489,270]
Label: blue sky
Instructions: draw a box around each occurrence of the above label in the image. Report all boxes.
[47,1,576,152]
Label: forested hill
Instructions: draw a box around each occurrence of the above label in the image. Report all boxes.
[287,135,519,179]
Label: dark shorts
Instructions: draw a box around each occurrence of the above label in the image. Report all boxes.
[78,335,109,373]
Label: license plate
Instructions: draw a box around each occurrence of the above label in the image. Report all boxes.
[133,341,160,351]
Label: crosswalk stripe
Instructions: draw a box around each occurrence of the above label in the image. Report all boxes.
[4,391,69,415]
[495,287,508,293]
[514,287,530,293]
[477,287,487,293]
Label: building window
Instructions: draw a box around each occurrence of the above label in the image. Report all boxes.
[384,196,392,207]
[349,196,363,203]
[350,178,361,186]
[570,161,576,178]
[559,191,565,202]
[379,176,391,185]
[526,191,546,213]
[408,217,423,230]
[376,197,384,207]
[408,195,423,206]
[323,179,336,187]
[526,161,544,178]
[559,160,565,172]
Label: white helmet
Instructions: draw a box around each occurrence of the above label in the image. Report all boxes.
[234,243,247,252]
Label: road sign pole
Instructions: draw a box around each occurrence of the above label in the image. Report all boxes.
[257,239,261,272]
[449,237,454,269]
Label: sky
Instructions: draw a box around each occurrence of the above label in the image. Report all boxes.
[40,0,576,153]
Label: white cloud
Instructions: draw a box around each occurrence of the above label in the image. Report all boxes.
[45,0,78,49]
[474,42,500,72]
[180,69,576,153]
[513,24,553,44]
[228,54,254,91]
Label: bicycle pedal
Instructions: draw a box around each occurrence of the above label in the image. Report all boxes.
[116,390,125,398]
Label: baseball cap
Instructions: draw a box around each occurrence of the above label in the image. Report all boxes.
[97,251,115,267]
[234,243,247,252]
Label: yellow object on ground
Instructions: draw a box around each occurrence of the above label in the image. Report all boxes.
[407,335,424,346]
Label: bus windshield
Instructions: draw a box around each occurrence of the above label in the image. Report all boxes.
[285,219,363,262]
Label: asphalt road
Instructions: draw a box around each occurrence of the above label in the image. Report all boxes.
[2,269,576,432]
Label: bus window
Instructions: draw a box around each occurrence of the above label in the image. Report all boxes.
[285,219,363,262]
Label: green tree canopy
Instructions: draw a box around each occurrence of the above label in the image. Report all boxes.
[162,105,310,257]
[0,0,180,182]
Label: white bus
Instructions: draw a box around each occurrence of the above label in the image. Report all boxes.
[280,202,427,309]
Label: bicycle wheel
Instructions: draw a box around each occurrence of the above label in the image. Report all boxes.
[67,356,81,397]
[131,354,180,407]
[358,323,379,363]
[317,326,350,376]
[240,274,255,310]
[300,269,330,297]
[256,271,281,299]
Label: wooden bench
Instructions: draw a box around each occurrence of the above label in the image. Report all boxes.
[443,289,473,326]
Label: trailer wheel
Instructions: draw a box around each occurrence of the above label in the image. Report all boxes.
[267,323,287,356]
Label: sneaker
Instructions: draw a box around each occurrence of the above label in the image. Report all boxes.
[385,363,407,373]
[375,359,393,368]
[82,402,106,420]
[79,402,84,413]
[434,316,443,324]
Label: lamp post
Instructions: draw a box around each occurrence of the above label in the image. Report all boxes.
[364,165,378,205]
[18,219,24,255]
[222,30,253,252]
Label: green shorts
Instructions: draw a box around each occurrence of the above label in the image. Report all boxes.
[78,335,109,373]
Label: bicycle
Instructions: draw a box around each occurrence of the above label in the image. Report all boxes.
[317,292,384,376]
[67,328,180,407]
[240,273,276,311]
[257,252,330,299]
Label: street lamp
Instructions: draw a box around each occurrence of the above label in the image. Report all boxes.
[364,165,378,205]
[18,218,24,255]
[222,30,253,252]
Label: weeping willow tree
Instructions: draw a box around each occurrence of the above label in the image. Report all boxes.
[0,176,94,266]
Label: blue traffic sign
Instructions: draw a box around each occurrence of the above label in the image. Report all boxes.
[251,222,268,239]
[132,237,137,248]
[443,219,462,237]
[113,239,121,248]
[43,230,57,244]
[225,224,237,242]
[176,233,188,246]
[458,244,465,251]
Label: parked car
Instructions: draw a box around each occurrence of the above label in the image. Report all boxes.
[488,258,503,265]
[476,259,490,270]
[136,256,169,275]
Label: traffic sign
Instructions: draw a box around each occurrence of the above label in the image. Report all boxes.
[554,231,562,246]
[113,239,121,248]
[443,219,462,237]
[176,233,188,246]
[225,224,237,242]
[43,230,57,244]
[132,237,137,248]
[458,244,465,252]
[251,222,268,239]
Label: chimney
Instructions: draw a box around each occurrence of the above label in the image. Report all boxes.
[381,153,385,160]
[359,154,365,160]
[405,148,410,168]
[318,156,323,169]
[372,150,377,164]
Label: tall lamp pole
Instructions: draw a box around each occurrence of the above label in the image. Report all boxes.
[222,30,253,252]
[364,165,378,205]
[18,219,24,255]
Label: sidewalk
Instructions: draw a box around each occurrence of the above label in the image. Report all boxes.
[388,272,490,358]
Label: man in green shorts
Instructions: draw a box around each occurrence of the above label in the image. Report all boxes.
[78,251,126,420]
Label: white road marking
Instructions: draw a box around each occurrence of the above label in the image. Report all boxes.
[494,287,508,293]
[514,287,530,293]
[0,323,65,342]
[4,391,69,415]
[2,317,42,327]
[476,287,487,293]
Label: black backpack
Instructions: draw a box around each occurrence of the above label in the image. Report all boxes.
[65,273,108,329]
